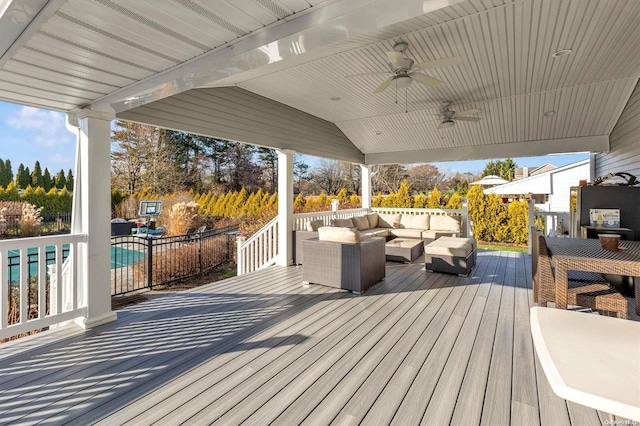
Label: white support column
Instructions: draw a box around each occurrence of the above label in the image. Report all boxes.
[360,164,372,210]
[277,149,294,266]
[68,111,117,328]
[528,198,535,255]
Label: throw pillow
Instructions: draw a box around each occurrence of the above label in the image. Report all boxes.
[305,219,325,231]
[366,213,379,228]
[430,215,461,232]
[331,217,354,228]
[377,213,401,229]
[352,216,370,231]
[317,226,361,243]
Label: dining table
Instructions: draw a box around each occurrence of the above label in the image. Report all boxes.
[544,237,640,314]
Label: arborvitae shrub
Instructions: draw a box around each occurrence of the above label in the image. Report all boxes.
[395,180,412,208]
[446,192,462,210]
[372,193,384,207]
[427,187,443,208]
[413,193,428,208]
[336,188,349,203]
[507,200,529,244]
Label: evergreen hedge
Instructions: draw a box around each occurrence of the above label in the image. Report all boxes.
[0,182,72,214]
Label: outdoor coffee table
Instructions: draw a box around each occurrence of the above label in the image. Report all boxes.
[385,238,423,263]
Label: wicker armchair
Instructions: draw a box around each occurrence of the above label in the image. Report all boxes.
[301,237,386,294]
[531,227,627,319]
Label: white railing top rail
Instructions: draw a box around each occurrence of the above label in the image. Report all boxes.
[0,233,87,251]
[372,207,464,215]
[293,208,369,220]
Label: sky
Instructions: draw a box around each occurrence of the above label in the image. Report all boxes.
[0,100,589,177]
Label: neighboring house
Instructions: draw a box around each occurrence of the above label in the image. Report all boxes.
[514,163,557,180]
[484,160,590,212]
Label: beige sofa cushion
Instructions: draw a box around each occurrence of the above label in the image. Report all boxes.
[366,213,379,228]
[399,214,430,230]
[352,215,370,231]
[390,229,424,239]
[361,228,390,239]
[332,217,354,228]
[318,226,360,243]
[430,215,461,232]
[377,213,400,228]
[305,219,324,232]
[422,230,460,240]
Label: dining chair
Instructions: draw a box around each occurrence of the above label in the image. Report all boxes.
[533,228,627,319]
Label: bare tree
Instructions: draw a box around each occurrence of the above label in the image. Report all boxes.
[111,122,183,194]
[340,162,361,195]
[310,159,344,195]
[371,164,408,193]
[407,164,446,192]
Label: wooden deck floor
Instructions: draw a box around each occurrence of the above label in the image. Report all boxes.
[0,250,633,425]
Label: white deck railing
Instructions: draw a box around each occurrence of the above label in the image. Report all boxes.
[534,210,571,237]
[0,233,87,341]
[236,216,279,276]
[292,208,369,230]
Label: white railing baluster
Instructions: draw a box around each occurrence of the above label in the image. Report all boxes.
[38,245,46,319]
[0,249,7,329]
[55,244,63,315]
[19,248,28,325]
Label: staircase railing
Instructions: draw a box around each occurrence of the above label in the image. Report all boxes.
[236,216,279,276]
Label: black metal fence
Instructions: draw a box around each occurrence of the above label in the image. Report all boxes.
[0,212,72,236]
[110,225,238,295]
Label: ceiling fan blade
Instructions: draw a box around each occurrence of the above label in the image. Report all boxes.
[455,116,482,122]
[386,51,404,68]
[414,56,464,70]
[344,71,390,79]
[456,108,481,116]
[410,73,441,87]
[373,77,394,93]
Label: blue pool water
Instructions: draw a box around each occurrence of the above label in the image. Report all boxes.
[6,246,146,283]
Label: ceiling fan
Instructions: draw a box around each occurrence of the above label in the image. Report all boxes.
[345,42,463,93]
[428,101,482,129]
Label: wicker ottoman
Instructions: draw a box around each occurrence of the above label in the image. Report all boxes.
[385,238,424,263]
[425,236,477,276]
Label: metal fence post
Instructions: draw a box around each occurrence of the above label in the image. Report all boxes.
[147,236,153,290]
[198,232,203,274]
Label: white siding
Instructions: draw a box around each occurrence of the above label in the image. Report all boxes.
[595,81,640,177]
[118,87,364,163]
[548,163,590,212]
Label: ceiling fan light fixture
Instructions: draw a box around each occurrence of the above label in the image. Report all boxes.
[440,119,455,128]
[551,49,572,58]
[544,110,556,117]
[394,75,413,89]
[393,42,408,52]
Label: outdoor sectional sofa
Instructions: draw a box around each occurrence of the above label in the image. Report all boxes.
[302,226,386,294]
[294,211,462,264]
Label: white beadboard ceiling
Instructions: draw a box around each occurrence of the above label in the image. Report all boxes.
[0,0,639,163]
